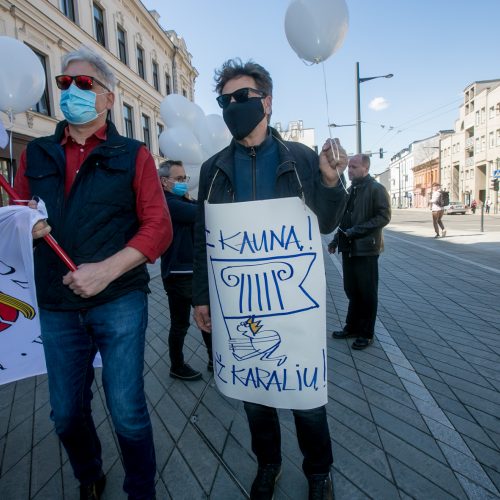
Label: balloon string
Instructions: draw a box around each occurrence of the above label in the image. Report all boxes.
[321,62,348,193]
[8,110,14,187]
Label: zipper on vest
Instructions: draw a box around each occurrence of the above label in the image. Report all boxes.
[249,146,256,200]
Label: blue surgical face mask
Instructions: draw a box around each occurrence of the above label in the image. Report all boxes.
[60,84,107,125]
[172,182,189,196]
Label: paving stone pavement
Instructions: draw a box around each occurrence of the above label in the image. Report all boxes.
[1,221,499,499]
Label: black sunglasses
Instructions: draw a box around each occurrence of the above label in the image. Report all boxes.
[55,74,110,91]
[216,87,266,109]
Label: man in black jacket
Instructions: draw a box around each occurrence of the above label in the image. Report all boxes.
[329,154,391,350]
[192,58,348,500]
[159,160,212,381]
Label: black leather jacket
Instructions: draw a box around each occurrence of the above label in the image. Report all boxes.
[331,174,391,256]
[192,129,348,306]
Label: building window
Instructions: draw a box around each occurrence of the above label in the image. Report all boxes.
[481,107,486,124]
[123,104,134,138]
[117,26,127,64]
[32,49,51,116]
[490,106,495,119]
[157,123,164,155]
[60,0,76,22]
[182,88,187,98]
[496,129,500,147]
[165,73,171,95]
[137,45,145,79]
[152,61,159,91]
[93,3,106,47]
[142,114,151,151]
[475,111,480,126]
[481,135,486,151]
[490,132,495,148]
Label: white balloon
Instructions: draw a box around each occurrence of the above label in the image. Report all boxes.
[160,94,203,130]
[284,0,349,63]
[0,37,46,114]
[204,114,232,157]
[158,127,204,165]
[183,163,201,193]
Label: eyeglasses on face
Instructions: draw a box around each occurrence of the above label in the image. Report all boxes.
[216,87,266,109]
[55,74,110,91]
[167,175,190,183]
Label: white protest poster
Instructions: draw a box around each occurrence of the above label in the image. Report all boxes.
[0,205,46,385]
[205,197,327,409]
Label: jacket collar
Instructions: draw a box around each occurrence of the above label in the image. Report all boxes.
[214,126,296,182]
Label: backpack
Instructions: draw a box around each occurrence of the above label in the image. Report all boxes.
[439,190,449,207]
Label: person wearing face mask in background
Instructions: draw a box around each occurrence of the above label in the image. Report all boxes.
[192,58,349,500]
[14,46,172,500]
[158,160,213,381]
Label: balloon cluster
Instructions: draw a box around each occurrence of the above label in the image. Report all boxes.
[159,94,231,191]
[284,0,349,64]
[0,37,46,115]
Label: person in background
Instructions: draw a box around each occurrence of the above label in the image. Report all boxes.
[14,46,171,500]
[430,182,447,237]
[329,154,391,350]
[159,160,212,381]
[485,197,492,214]
[192,58,348,500]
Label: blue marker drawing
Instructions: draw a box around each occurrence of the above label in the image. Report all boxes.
[209,253,318,367]
[228,317,287,366]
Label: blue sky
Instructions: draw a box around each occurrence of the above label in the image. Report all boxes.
[143,0,500,174]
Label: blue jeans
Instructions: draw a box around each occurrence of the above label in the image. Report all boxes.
[40,291,156,500]
[243,402,333,476]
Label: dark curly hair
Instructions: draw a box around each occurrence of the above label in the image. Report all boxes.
[214,58,273,96]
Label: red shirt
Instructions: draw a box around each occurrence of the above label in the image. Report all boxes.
[14,124,172,263]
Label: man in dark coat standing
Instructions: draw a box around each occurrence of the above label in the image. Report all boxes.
[329,154,391,350]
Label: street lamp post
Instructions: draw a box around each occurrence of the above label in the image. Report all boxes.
[355,62,393,154]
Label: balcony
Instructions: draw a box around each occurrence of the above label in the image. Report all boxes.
[465,157,475,167]
[465,137,474,149]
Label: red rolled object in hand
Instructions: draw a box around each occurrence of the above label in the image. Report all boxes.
[0,175,77,272]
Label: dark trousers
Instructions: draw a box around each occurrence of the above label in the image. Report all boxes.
[243,402,333,476]
[432,210,445,235]
[342,254,379,339]
[40,291,156,499]
[163,274,212,368]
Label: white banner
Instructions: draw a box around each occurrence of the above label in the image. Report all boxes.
[205,197,327,409]
[0,205,46,385]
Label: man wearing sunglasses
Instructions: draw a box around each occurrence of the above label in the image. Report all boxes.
[14,46,171,500]
[192,59,348,500]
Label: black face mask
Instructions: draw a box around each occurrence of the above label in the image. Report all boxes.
[222,97,265,140]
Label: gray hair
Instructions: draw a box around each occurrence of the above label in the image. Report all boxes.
[158,160,183,178]
[62,46,117,89]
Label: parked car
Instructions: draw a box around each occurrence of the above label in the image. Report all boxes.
[445,201,467,215]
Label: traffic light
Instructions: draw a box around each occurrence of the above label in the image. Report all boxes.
[379,148,384,159]
[493,178,499,192]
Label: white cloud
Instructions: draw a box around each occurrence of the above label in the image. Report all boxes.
[369,97,389,111]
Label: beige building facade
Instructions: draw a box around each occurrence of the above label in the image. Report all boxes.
[0,0,197,204]
[444,80,500,209]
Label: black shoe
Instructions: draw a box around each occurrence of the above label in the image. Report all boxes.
[207,358,214,372]
[250,464,282,499]
[170,363,202,381]
[332,329,357,339]
[308,472,333,500]
[352,337,374,350]
[80,474,106,500]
